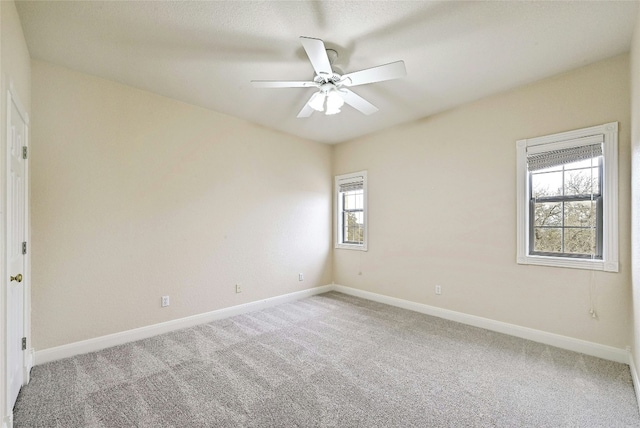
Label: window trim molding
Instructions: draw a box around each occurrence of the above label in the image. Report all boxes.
[335,170,368,251]
[516,122,618,272]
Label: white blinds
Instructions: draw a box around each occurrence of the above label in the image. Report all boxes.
[338,178,364,193]
[526,134,603,172]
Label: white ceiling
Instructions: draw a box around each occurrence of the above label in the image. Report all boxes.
[15,1,639,144]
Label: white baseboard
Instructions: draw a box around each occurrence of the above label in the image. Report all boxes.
[629,352,640,411]
[24,349,34,383]
[333,285,629,364]
[34,283,631,367]
[35,285,333,365]
[3,413,13,428]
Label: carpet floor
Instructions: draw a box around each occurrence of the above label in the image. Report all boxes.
[13,291,640,427]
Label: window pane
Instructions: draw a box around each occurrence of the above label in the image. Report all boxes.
[564,229,596,255]
[564,201,596,227]
[344,212,363,243]
[343,190,363,209]
[564,158,595,169]
[346,226,363,243]
[532,171,562,198]
[344,193,354,209]
[533,228,562,253]
[564,168,599,196]
[342,213,350,241]
[534,202,562,226]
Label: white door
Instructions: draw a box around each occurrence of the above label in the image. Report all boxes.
[6,89,27,410]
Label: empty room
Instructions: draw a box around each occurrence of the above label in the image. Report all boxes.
[3,0,640,426]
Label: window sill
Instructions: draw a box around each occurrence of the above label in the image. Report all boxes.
[335,243,368,251]
[517,255,618,272]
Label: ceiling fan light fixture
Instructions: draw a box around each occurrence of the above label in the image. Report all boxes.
[308,92,325,112]
[325,89,344,114]
[325,105,341,115]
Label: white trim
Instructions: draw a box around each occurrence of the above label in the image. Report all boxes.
[24,349,33,384]
[525,122,613,147]
[517,254,618,272]
[333,284,629,363]
[7,82,28,125]
[516,122,619,272]
[629,352,640,412]
[31,282,633,368]
[35,285,333,365]
[335,170,368,251]
[2,414,12,428]
[4,89,11,426]
[21,103,30,389]
[526,134,603,154]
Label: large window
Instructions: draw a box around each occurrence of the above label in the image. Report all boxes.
[335,171,367,251]
[516,123,618,272]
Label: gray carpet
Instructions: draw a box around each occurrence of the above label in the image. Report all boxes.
[13,291,640,427]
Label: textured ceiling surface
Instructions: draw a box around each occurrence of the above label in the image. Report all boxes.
[15,1,639,144]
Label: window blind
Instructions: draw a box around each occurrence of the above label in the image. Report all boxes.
[527,143,602,172]
[338,179,364,193]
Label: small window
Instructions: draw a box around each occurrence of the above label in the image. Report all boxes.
[516,123,618,271]
[335,171,367,251]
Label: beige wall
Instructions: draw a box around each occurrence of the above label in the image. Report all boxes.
[333,54,631,348]
[1,0,31,422]
[24,30,637,356]
[1,1,30,111]
[631,10,640,373]
[31,60,332,350]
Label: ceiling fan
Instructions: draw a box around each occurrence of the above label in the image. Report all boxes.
[251,36,407,118]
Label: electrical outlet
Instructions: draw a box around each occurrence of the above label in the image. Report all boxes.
[435,285,442,295]
[236,283,242,293]
[161,295,170,307]
[299,273,304,281]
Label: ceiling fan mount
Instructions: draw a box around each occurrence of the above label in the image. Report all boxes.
[313,72,342,85]
[251,36,407,118]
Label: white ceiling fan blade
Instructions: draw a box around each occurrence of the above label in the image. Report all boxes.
[341,61,406,87]
[300,36,333,78]
[297,97,316,118]
[341,89,379,115]
[251,80,318,88]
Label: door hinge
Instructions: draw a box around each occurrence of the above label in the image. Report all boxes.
[22,241,27,255]
[22,146,28,160]
[21,337,26,351]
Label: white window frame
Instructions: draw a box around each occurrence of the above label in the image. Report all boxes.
[516,122,618,272]
[335,171,368,251]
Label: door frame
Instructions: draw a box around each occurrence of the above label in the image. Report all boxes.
[3,80,31,427]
